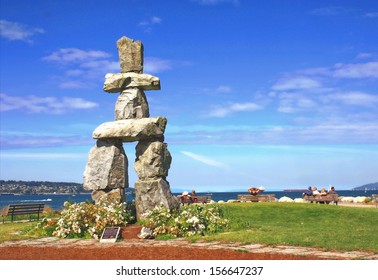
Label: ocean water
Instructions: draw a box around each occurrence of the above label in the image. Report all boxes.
[0,190,376,210]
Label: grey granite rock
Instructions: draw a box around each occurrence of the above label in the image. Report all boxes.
[83,139,128,203]
[134,140,171,179]
[92,117,166,142]
[117,36,144,74]
[134,178,179,220]
[115,88,149,120]
[103,73,160,93]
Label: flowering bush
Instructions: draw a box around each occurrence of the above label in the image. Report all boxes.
[38,200,134,239]
[141,203,228,238]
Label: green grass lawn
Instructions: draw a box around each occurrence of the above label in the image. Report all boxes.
[0,221,41,242]
[1,203,377,253]
[199,203,378,252]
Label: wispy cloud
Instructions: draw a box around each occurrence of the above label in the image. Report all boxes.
[356,53,375,59]
[0,152,87,159]
[43,48,111,64]
[310,7,351,16]
[207,102,263,117]
[43,48,117,88]
[42,48,173,88]
[272,77,322,91]
[191,0,239,6]
[0,133,92,149]
[144,57,172,73]
[0,20,44,43]
[216,85,232,93]
[326,91,378,106]
[139,16,162,33]
[167,117,378,145]
[0,93,98,114]
[365,12,378,18]
[180,151,228,168]
[270,59,378,113]
[200,85,233,94]
[332,62,378,78]
[276,92,318,113]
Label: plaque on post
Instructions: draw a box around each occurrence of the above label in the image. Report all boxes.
[100,227,121,243]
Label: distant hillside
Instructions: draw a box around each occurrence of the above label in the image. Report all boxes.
[352,182,378,191]
[0,180,89,194]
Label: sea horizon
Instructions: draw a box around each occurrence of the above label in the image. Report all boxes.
[1,189,376,210]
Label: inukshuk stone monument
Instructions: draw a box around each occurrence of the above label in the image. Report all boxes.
[83,36,179,220]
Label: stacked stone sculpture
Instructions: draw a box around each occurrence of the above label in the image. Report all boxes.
[83,36,179,220]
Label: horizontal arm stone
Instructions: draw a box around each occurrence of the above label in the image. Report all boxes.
[92,117,167,142]
[103,73,160,93]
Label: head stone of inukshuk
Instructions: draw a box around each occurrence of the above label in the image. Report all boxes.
[83,36,179,220]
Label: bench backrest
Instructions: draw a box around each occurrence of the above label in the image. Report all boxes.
[193,196,211,203]
[5,204,45,216]
[180,196,211,204]
[304,194,338,202]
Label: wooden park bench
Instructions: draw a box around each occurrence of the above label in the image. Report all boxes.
[179,195,212,205]
[237,194,276,202]
[303,194,339,205]
[1,203,45,223]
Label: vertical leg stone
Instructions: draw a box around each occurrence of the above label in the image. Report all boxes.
[134,178,179,220]
[83,139,128,204]
[134,140,178,219]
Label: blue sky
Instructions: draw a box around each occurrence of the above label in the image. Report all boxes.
[1,0,377,191]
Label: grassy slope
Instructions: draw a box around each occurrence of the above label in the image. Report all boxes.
[202,203,378,252]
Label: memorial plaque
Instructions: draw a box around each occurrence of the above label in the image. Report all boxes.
[100,227,121,243]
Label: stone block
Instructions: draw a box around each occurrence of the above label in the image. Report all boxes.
[134,178,179,220]
[117,36,144,73]
[92,117,166,142]
[134,140,171,179]
[103,73,160,93]
[115,88,149,120]
[91,188,126,204]
[83,139,128,191]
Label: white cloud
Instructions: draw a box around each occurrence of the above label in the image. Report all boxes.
[332,62,378,78]
[272,77,322,91]
[144,57,172,73]
[356,53,375,59]
[180,151,227,168]
[216,85,232,93]
[310,7,350,16]
[191,0,239,6]
[43,48,111,64]
[42,48,172,88]
[0,20,44,43]
[43,48,117,88]
[0,153,86,159]
[277,93,318,113]
[0,93,98,114]
[365,12,378,18]
[327,91,378,106]
[139,16,162,32]
[207,102,262,117]
[0,133,92,149]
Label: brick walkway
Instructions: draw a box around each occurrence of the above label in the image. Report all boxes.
[1,237,377,260]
